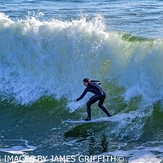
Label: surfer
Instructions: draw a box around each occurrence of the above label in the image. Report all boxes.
[76,78,112,121]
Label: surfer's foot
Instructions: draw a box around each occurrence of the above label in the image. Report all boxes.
[84,117,91,121]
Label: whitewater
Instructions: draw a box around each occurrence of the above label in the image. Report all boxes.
[0,0,163,163]
[1,13,163,105]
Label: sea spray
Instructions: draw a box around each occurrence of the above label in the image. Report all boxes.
[0,12,163,118]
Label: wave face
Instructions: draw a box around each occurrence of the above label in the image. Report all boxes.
[0,12,163,143]
[1,12,163,104]
[0,13,108,104]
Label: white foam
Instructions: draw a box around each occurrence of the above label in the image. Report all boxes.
[0,12,163,109]
[0,145,36,155]
[106,143,163,163]
[0,13,107,104]
[0,145,37,154]
[0,139,37,154]
[104,107,153,141]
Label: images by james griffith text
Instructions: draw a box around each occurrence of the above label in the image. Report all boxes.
[0,154,125,163]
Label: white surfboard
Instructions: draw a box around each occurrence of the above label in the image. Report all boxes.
[63,117,110,124]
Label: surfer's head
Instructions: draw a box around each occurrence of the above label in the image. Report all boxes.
[83,78,90,86]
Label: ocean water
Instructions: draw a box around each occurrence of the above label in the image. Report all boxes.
[0,0,163,162]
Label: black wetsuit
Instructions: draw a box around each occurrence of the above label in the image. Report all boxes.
[76,82,111,120]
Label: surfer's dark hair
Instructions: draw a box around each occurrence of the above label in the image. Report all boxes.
[83,78,90,83]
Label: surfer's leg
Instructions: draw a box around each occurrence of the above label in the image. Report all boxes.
[86,102,91,121]
[86,95,100,121]
[98,95,112,117]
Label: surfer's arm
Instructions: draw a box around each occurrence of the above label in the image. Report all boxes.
[76,89,87,101]
[90,80,102,85]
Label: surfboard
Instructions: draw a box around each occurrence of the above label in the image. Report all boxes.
[63,117,110,124]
